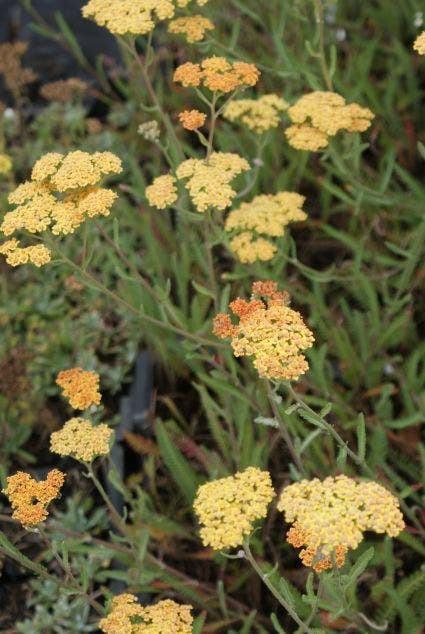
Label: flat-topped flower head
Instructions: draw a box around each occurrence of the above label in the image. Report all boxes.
[56,367,101,410]
[0,153,12,175]
[0,151,122,267]
[0,239,51,267]
[193,467,275,550]
[99,594,193,633]
[168,15,214,42]
[225,192,307,263]
[3,469,65,527]
[174,56,260,93]
[285,91,374,151]
[213,281,314,381]
[40,78,87,103]
[223,94,288,134]
[50,417,112,462]
[178,109,207,130]
[413,31,425,55]
[278,475,405,572]
[82,0,209,35]
[146,174,178,209]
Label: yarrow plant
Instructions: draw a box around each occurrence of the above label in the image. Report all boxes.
[56,367,102,410]
[99,595,193,633]
[2,470,65,527]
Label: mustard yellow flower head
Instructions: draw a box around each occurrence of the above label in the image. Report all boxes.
[0,239,51,267]
[285,91,374,151]
[178,109,207,130]
[56,367,101,410]
[194,467,275,550]
[50,417,112,462]
[175,152,250,212]
[278,475,405,572]
[99,594,193,634]
[213,281,314,381]
[146,174,178,209]
[174,56,260,93]
[3,469,65,527]
[168,15,214,43]
[82,0,209,35]
[413,31,425,55]
[223,94,288,134]
[0,153,12,175]
[225,192,307,262]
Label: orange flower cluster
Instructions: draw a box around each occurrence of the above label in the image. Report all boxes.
[3,470,65,527]
[178,109,206,130]
[40,78,87,103]
[56,367,101,410]
[173,56,260,93]
[213,281,314,381]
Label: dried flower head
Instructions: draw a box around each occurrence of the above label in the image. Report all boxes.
[178,109,207,130]
[146,174,178,209]
[174,56,260,93]
[40,78,87,103]
[3,469,65,527]
[56,367,101,410]
[285,91,374,151]
[50,417,112,462]
[278,475,405,572]
[413,31,425,54]
[213,281,314,381]
[223,94,288,133]
[138,120,161,142]
[99,594,193,634]
[82,0,208,35]
[0,153,12,175]
[0,151,122,267]
[194,467,275,550]
[225,192,307,262]
[168,15,214,42]
[0,42,37,94]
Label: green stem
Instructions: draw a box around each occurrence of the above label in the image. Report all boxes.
[267,382,306,476]
[312,0,333,91]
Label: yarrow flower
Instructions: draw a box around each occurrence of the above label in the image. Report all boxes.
[173,56,260,93]
[50,417,112,462]
[40,78,87,103]
[0,151,122,267]
[0,153,12,175]
[168,15,214,42]
[147,152,249,213]
[0,42,37,94]
[82,0,209,35]
[178,109,207,130]
[285,91,374,151]
[138,120,161,142]
[193,467,275,550]
[99,594,193,634]
[277,475,405,572]
[225,192,307,263]
[213,281,314,381]
[3,469,65,527]
[413,31,425,54]
[56,367,101,410]
[223,94,288,134]
[0,239,51,267]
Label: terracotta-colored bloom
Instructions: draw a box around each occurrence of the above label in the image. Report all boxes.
[56,367,101,410]
[3,469,65,527]
[174,56,260,93]
[40,78,87,103]
[178,109,207,130]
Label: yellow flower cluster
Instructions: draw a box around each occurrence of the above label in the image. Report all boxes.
[3,469,65,527]
[413,31,425,55]
[173,56,260,93]
[0,151,122,267]
[225,192,307,263]
[82,0,208,35]
[168,15,214,42]
[223,94,288,134]
[0,239,51,267]
[194,467,275,550]
[99,594,193,634]
[213,281,314,381]
[0,153,12,175]
[178,109,206,130]
[277,475,405,572]
[147,153,249,212]
[285,91,374,151]
[56,367,102,410]
[50,417,112,462]
[40,78,87,103]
